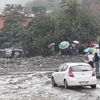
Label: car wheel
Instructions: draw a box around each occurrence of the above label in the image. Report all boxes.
[51,77,57,86]
[64,80,68,89]
[91,85,96,89]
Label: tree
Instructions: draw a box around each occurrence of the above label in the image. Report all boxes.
[2,4,26,48]
[96,36,100,44]
[58,0,99,43]
[21,15,57,56]
[1,2,99,56]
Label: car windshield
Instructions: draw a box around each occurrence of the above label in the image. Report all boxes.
[70,65,92,72]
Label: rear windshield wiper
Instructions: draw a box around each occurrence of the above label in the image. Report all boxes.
[82,70,90,71]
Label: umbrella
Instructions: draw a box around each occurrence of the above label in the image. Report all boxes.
[73,40,79,44]
[98,54,100,58]
[91,48,96,54]
[59,41,70,49]
[94,44,99,48]
[83,47,91,53]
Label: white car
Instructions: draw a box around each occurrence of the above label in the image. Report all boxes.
[51,63,97,89]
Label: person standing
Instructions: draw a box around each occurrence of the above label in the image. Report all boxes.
[48,43,55,56]
[94,53,100,74]
[84,51,94,68]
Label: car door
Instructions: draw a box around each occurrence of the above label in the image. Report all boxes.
[59,64,68,85]
[55,65,64,85]
[53,65,63,85]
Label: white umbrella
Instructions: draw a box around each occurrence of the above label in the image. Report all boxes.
[94,43,99,48]
[73,40,79,44]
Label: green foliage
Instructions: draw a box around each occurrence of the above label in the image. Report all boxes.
[96,36,100,44]
[21,15,57,56]
[2,4,25,48]
[32,6,46,14]
[58,0,99,42]
[1,1,99,56]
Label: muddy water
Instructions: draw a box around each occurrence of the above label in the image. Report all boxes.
[0,56,100,100]
[0,71,99,100]
[0,72,78,100]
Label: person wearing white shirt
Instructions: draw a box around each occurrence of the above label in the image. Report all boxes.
[84,52,94,68]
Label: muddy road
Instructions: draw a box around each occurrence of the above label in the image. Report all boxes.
[0,56,100,100]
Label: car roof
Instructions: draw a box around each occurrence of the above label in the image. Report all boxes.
[64,62,89,67]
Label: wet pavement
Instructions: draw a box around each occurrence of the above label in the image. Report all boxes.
[0,56,100,100]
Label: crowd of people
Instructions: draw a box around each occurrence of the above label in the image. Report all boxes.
[48,41,100,74]
[84,50,100,74]
[48,41,80,56]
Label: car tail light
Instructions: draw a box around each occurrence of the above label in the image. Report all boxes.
[68,68,74,77]
[92,71,96,76]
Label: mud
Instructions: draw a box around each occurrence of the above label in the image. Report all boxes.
[0,56,100,100]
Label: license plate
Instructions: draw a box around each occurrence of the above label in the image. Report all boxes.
[79,81,88,85]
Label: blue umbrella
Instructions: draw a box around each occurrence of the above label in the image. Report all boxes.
[83,47,91,53]
[98,54,100,58]
[59,41,70,49]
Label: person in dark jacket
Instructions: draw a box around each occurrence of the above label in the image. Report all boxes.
[94,53,100,74]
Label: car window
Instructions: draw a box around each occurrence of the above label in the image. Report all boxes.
[62,64,68,71]
[70,65,92,72]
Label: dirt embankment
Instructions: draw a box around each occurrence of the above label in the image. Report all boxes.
[0,55,84,74]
